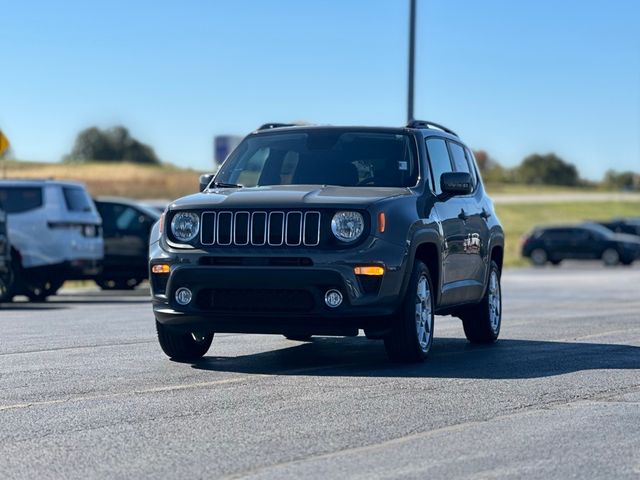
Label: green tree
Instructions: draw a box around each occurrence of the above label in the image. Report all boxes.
[515,153,579,186]
[472,150,511,183]
[603,170,640,191]
[66,126,159,164]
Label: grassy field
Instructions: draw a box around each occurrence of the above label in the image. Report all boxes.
[497,201,640,267]
[2,160,203,199]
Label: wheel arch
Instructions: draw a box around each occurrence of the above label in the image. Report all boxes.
[406,230,442,307]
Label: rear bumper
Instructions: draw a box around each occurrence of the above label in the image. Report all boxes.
[24,259,102,281]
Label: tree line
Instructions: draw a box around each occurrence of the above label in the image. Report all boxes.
[474,150,640,191]
[62,125,638,191]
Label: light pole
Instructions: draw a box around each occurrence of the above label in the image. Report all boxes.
[407,0,417,123]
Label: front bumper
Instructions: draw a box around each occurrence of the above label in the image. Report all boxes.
[151,237,409,335]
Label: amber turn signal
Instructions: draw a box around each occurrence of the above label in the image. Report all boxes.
[377,212,386,233]
[354,265,385,276]
[152,264,171,274]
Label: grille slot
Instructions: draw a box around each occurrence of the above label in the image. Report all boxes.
[197,288,315,312]
[200,210,321,247]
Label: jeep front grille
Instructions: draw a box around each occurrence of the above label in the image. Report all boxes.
[199,210,321,247]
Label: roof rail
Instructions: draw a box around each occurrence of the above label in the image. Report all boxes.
[406,120,458,137]
[257,123,298,131]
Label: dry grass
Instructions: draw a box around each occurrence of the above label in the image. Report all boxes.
[2,160,203,199]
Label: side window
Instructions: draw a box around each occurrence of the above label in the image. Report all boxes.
[425,138,453,195]
[0,187,44,214]
[464,147,479,187]
[449,142,470,174]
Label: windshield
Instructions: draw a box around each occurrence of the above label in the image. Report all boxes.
[214,130,418,188]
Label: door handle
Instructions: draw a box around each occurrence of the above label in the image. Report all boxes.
[458,209,468,221]
[480,208,491,220]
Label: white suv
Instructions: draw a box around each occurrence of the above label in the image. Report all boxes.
[0,180,103,301]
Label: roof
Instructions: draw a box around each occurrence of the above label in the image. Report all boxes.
[252,121,461,141]
[94,196,161,219]
[0,178,87,188]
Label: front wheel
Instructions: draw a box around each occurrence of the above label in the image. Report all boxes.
[602,248,620,266]
[460,261,502,344]
[156,321,213,361]
[384,260,434,363]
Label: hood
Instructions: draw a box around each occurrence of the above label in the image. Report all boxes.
[169,185,412,210]
[612,233,640,244]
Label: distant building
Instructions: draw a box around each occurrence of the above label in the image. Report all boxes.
[214,135,242,166]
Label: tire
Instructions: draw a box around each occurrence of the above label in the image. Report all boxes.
[530,248,548,266]
[284,334,313,342]
[96,278,141,290]
[602,248,620,266]
[156,321,213,361]
[0,260,16,303]
[24,278,64,302]
[384,260,434,363]
[461,261,502,344]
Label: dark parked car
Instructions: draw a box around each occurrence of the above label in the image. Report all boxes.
[95,197,160,290]
[0,202,13,303]
[597,218,640,237]
[149,122,505,363]
[522,223,640,266]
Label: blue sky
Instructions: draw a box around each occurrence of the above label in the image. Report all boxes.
[1,0,638,179]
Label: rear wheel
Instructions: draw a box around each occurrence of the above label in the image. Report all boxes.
[384,260,434,363]
[460,261,502,344]
[530,248,548,266]
[156,321,213,361]
[602,248,620,266]
[96,278,142,290]
[24,278,64,302]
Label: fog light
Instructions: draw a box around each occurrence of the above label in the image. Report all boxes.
[175,287,192,305]
[324,289,343,308]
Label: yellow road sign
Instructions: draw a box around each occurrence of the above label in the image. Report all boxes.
[0,130,10,156]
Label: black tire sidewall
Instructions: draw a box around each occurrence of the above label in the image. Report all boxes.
[385,260,435,362]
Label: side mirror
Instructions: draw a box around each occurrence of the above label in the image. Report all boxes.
[440,172,473,196]
[199,173,215,192]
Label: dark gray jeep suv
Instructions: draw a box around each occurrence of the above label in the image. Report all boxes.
[149,121,505,363]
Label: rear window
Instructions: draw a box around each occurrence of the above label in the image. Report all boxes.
[0,187,44,213]
[63,187,93,212]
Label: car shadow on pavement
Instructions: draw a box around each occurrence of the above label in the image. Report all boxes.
[0,303,68,311]
[190,336,640,379]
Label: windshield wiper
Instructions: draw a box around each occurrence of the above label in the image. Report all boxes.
[210,181,243,189]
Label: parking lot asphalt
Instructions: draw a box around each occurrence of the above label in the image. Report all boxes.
[1,264,639,479]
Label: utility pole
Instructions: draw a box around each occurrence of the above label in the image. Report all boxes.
[407,0,417,123]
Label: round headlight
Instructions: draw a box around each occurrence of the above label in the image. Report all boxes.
[171,212,200,242]
[331,211,365,243]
